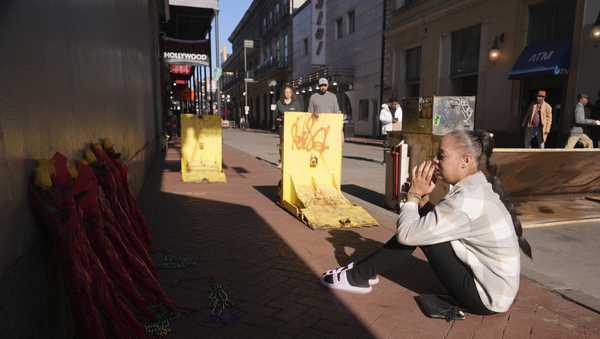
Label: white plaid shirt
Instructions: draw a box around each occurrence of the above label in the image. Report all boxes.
[397,171,520,313]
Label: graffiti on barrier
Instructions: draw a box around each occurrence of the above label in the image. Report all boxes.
[291,116,330,154]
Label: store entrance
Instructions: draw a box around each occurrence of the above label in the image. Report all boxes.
[519,75,568,148]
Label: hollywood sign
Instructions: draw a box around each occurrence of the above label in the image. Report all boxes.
[163,52,209,65]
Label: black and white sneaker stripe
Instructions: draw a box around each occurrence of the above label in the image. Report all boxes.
[320,269,372,294]
[321,263,380,286]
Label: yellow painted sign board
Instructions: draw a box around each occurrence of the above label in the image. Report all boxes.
[180,114,226,183]
[281,112,378,229]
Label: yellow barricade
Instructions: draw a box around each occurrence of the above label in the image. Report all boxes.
[280,112,378,229]
[180,114,226,183]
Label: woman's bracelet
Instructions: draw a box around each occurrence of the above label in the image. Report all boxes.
[406,191,422,202]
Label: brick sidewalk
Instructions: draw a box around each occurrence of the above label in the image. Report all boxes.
[139,145,600,338]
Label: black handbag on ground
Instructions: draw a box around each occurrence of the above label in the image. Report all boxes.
[415,294,466,321]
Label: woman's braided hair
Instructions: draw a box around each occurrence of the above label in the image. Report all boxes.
[447,129,533,259]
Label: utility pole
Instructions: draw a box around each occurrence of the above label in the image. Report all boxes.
[214,3,222,116]
[244,44,248,123]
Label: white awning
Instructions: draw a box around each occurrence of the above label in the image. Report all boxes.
[169,0,218,10]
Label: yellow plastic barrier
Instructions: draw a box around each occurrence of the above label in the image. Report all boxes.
[280,112,378,229]
[180,114,226,183]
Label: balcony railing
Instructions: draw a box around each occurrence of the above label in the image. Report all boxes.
[255,56,289,75]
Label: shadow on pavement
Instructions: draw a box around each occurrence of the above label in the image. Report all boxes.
[253,185,445,297]
[253,185,279,204]
[163,159,181,172]
[324,230,446,296]
[343,155,383,164]
[342,184,385,208]
[136,155,375,337]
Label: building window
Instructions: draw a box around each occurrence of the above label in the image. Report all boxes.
[336,17,344,40]
[406,46,421,97]
[347,10,355,34]
[263,17,267,32]
[304,38,309,56]
[451,24,481,78]
[405,46,421,83]
[527,1,575,44]
[371,99,379,122]
[407,84,420,97]
[359,99,369,121]
[283,33,288,64]
[275,3,280,20]
[282,0,289,16]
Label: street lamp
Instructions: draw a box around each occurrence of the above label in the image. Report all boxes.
[592,11,600,41]
[488,33,504,62]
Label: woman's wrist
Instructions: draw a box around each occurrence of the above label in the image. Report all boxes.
[407,188,424,198]
[406,191,422,202]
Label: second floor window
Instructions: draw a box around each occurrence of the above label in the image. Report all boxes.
[347,10,355,34]
[304,38,309,56]
[406,46,421,83]
[283,34,289,64]
[336,18,344,39]
[451,24,481,78]
[528,1,575,44]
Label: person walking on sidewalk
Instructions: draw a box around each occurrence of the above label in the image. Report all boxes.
[522,90,552,148]
[379,98,403,136]
[565,94,600,149]
[307,78,341,119]
[320,129,532,315]
[275,86,304,167]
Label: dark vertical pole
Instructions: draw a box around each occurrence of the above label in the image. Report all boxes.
[195,65,200,115]
[190,68,195,115]
[200,66,205,115]
[208,27,214,115]
[378,0,387,137]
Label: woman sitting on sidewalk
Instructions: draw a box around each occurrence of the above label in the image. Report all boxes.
[321,129,532,315]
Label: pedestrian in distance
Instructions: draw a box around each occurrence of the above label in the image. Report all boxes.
[590,90,600,147]
[307,78,341,119]
[275,86,304,168]
[522,90,552,148]
[565,94,600,149]
[380,98,403,136]
[321,129,532,316]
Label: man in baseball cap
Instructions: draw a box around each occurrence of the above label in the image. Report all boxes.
[307,78,341,119]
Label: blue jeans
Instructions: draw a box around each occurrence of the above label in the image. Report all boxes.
[524,127,544,148]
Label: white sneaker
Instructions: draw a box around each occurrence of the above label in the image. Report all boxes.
[320,270,372,294]
[323,263,379,286]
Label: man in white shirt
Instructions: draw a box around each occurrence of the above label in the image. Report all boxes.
[380,98,402,136]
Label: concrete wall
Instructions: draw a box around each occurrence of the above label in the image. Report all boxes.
[0,0,161,337]
[326,0,384,136]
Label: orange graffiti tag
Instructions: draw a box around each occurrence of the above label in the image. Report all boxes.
[291,116,330,154]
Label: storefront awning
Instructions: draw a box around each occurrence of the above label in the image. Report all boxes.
[508,40,571,79]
